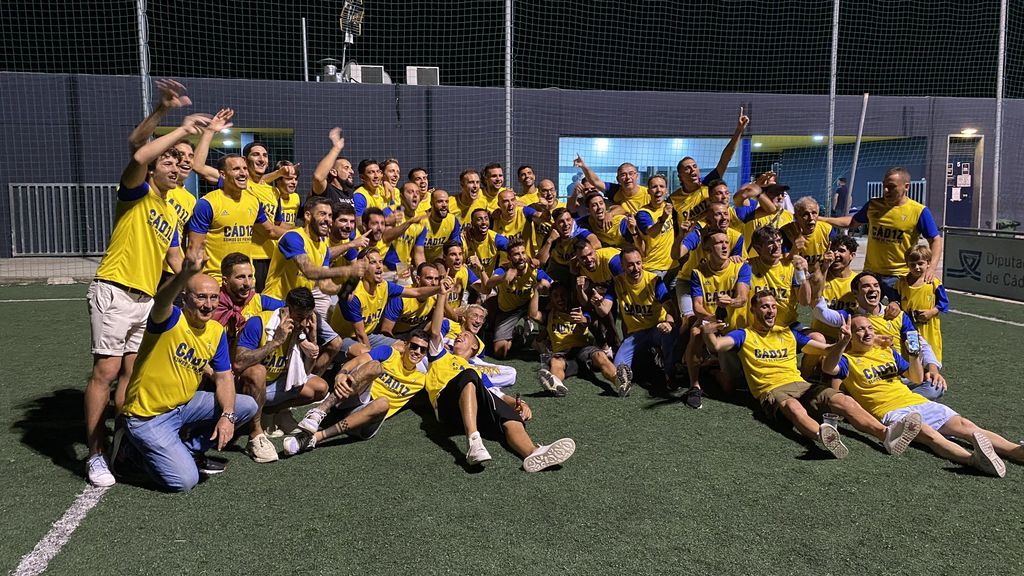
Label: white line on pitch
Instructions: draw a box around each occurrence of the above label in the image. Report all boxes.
[0,298,83,303]
[947,289,1024,306]
[12,485,109,576]
[950,309,1024,328]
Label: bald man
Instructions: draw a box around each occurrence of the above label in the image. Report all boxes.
[417,189,462,264]
[114,250,258,491]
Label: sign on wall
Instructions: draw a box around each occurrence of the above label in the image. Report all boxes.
[945,231,1024,301]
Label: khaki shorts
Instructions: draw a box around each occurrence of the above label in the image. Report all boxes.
[759,381,837,419]
[87,280,153,356]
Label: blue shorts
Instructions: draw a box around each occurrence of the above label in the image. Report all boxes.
[882,401,958,431]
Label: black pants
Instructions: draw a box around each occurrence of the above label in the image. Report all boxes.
[437,370,521,438]
[253,258,270,294]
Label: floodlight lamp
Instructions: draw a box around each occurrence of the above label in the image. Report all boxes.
[812,135,825,142]
[960,127,978,136]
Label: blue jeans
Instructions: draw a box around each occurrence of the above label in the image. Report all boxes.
[613,326,678,378]
[124,390,257,492]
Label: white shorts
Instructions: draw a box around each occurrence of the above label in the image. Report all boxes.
[87,280,153,356]
[334,389,386,440]
[882,401,959,431]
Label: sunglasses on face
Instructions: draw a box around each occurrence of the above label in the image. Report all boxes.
[407,341,428,353]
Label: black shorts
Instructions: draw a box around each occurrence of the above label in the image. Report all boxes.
[437,370,522,438]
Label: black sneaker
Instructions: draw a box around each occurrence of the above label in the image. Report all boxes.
[194,454,227,476]
[685,387,704,409]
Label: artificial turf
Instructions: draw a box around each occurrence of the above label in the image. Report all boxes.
[2,284,1023,575]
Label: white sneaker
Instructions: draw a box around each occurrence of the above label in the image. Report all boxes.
[86,453,115,487]
[523,438,576,473]
[466,432,492,466]
[539,369,568,397]
[882,411,921,456]
[817,423,849,459]
[297,408,327,434]
[269,410,300,438]
[969,431,1007,478]
[282,430,317,455]
[246,433,279,463]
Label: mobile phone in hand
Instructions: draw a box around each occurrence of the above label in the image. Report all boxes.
[905,330,921,355]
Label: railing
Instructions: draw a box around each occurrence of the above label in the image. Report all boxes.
[8,183,118,256]
[865,179,927,204]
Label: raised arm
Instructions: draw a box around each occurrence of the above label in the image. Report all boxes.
[151,245,204,324]
[820,317,852,375]
[312,128,345,195]
[429,278,452,348]
[701,321,736,353]
[192,108,234,184]
[715,111,750,177]
[128,79,192,152]
[233,309,294,373]
[123,113,210,189]
[574,154,606,190]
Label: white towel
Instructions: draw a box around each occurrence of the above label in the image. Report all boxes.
[264,309,315,391]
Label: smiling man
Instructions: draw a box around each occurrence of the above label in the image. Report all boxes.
[114,250,258,491]
[702,291,920,460]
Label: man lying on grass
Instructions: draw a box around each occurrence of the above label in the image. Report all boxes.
[821,315,1021,477]
[701,290,920,459]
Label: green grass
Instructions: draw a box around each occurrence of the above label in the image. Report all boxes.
[3,284,1024,575]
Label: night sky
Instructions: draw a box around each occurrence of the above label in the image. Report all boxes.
[1,0,1019,97]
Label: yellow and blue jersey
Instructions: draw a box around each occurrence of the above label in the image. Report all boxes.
[781,220,836,269]
[367,345,427,418]
[833,346,926,419]
[353,185,388,218]
[852,198,940,277]
[676,224,744,280]
[383,219,426,270]
[492,265,552,312]
[189,188,268,282]
[417,214,462,264]
[605,183,650,215]
[463,231,509,277]
[277,192,300,227]
[329,280,405,336]
[895,277,948,363]
[579,247,624,288]
[236,310,291,382]
[607,270,670,334]
[248,181,285,261]
[122,306,230,418]
[95,182,180,296]
[383,294,437,334]
[448,265,481,305]
[579,214,633,250]
[690,260,752,329]
[546,310,592,353]
[263,228,331,301]
[745,258,801,328]
[810,274,858,340]
[636,206,676,271]
[426,346,496,409]
[726,326,809,398]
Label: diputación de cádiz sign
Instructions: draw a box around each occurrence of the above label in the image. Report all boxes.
[944,228,1024,302]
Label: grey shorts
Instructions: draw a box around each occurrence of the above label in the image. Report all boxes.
[545,345,603,378]
[493,307,527,342]
[882,401,958,431]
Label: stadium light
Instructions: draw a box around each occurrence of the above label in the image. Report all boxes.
[812,134,825,142]
[596,138,609,152]
[223,139,234,146]
[753,142,762,148]
[960,127,979,136]
[220,129,231,134]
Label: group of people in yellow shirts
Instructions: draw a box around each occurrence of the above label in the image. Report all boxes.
[82,81,1022,492]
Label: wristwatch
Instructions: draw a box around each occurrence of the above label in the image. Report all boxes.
[220,412,237,424]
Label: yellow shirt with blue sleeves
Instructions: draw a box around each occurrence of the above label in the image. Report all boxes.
[852,198,940,277]
[122,307,231,418]
[263,228,331,301]
[96,181,180,296]
[367,345,427,418]
[833,346,926,419]
[607,270,670,334]
[329,280,405,336]
[189,189,268,283]
[236,310,291,382]
[726,326,809,398]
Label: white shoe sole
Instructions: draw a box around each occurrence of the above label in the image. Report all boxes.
[885,412,921,456]
[818,423,849,460]
[971,431,1007,478]
[524,438,576,473]
[539,369,568,397]
[282,436,300,455]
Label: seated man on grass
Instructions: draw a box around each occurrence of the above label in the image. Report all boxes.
[821,315,1019,477]
[700,290,921,460]
[427,279,576,472]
